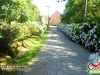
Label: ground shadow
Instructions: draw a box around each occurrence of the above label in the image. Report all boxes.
[16,26,92,75]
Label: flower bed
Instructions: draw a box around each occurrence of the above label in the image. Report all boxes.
[58,22,100,52]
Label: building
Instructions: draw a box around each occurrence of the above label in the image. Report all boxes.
[49,11,61,25]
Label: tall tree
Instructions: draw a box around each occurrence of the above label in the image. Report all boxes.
[61,0,100,24]
[0,0,40,23]
[61,0,84,23]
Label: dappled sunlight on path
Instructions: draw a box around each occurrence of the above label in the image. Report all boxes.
[17,26,90,75]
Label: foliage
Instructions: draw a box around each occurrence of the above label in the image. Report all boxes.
[61,0,100,24]
[0,0,40,23]
[29,24,42,36]
[95,25,100,38]
[58,22,100,52]
[0,30,48,74]
[0,23,19,57]
[0,22,46,58]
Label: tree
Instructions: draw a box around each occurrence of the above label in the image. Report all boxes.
[61,0,84,23]
[0,0,40,23]
[87,0,100,23]
[61,0,100,24]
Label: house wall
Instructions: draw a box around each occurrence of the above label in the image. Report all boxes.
[49,11,61,25]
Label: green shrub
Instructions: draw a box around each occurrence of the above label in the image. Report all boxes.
[71,23,80,35]
[42,24,47,31]
[0,24,19,57]
[29,25,42,36]
[0,22,44,57]
[15,23,31,40]
[0,21,47,58]
[96,25,100,38]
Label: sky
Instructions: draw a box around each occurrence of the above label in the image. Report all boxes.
[32,0,67,16]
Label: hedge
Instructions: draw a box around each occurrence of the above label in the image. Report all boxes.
[58,22,100,52]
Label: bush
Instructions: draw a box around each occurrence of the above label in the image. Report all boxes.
[29,24,42,36]
[58,22,100,52]
[96,25,100,38]
[0,22,46,57]
[15,23,31,40]
[0,24,19,57]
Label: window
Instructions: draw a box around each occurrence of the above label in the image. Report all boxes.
[56,18,58,22]
[56,13,58,16]
[52,19,54,22]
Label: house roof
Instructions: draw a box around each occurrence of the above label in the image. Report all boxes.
[50,11,61,17]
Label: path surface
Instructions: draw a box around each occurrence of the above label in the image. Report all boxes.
[17,26,91,75]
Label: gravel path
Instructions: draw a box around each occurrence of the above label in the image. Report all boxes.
[17,26,91,75]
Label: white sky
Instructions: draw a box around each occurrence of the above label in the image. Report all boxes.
[32,0,67,16]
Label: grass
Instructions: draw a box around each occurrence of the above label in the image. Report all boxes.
[16,30,48,65]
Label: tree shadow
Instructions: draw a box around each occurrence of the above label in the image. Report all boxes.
[16,26,91,75]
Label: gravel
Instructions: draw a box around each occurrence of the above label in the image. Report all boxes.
[17,26,92,75]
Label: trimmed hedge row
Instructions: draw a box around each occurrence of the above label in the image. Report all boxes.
[58,22,100,52]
